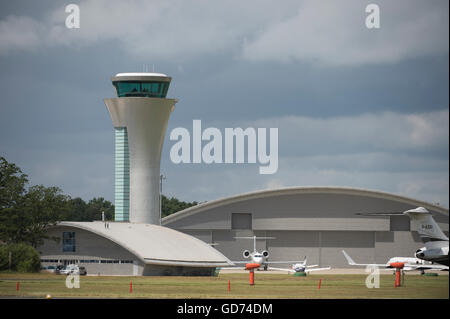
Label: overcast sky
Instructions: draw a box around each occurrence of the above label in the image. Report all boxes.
[0,0,448,208]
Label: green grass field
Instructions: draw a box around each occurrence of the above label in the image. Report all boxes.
[0,272,448,299]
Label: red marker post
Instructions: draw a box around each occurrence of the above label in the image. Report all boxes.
[395,271,401,288]
[228,280,230,292]
[16,281,19,291]
[130,280,133,293]
[318,279,322,290]
[245,263,260,286]
[249,270,255,286]
[390,262,405,288]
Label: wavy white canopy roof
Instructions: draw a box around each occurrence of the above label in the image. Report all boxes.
[59,222,231,267]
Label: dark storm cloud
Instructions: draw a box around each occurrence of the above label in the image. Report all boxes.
[0,0,448,207]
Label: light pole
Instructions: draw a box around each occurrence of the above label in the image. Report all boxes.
[160,174,166,225]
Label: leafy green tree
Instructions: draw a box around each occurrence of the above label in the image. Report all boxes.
[63,197,114,221]
[0,157,28,210]
[0,157,69,248]
[161,195,198,218]
[1,185,69,248]
[0,246,8,270]
[65,197,88,221]
[0,156,29,244]
[86,197,114,221]
[19,185,70,248]
[0,243,40,272]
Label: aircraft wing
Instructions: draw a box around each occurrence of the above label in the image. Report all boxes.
[268,266,332,273]
[342,250,388,268]
[232,260,304,265]
[266,261,306,264]
[403,264,449,271]
[267,267,295,273]
[305,267,331,273]
[355,212,404,216]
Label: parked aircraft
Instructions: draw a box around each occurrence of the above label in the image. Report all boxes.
[229,236,305,270]
[357,207,449,266]
[268,257,331,274]
[342,250,448,273]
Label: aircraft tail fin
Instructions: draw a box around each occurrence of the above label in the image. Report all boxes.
[356,207,448,243]
[342,250,356,265]
[404,207,448,242]
[302,256,307,265]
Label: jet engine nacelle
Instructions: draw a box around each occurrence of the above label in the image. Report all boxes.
[415,247,446,260]
[262,250,269,258]
[415,248,426,259]
[243,250,251,258]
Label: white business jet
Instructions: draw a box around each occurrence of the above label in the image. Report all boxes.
[342,250,448,273]
[228,236,306,270]
[356,207,449,267]
[268,257,331,274]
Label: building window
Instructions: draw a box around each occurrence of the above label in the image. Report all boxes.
[113,81,169,98]
[62,232,76,252]
[41,259,58,263]
[231,213,252,230]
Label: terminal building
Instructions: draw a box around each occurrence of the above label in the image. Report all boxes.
[162,187,449,268]
[40,222,230,276]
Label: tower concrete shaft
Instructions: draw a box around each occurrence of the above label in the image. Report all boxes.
[104,73,177,224]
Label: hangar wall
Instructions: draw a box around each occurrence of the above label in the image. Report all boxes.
[163,188,449,268]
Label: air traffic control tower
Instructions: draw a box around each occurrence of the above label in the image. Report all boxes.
[38,74,231,276]
[104,73,177,224]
